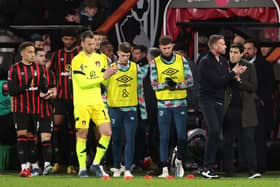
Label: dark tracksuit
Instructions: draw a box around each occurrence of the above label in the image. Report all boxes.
[198,51,235,170]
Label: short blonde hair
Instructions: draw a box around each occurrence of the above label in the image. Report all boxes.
[208,34,224,49]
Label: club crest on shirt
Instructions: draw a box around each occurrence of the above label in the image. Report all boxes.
[95,61,100,67]
[65,64,72,72]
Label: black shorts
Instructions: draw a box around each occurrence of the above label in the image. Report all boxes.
[37,117,54,133]
[13,112,38,132]
[53,99,74,116]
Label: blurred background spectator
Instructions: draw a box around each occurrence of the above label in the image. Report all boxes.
[65,0,109,30]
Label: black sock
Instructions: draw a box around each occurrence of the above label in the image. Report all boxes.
[42,140,52,164]
[52,125,61,163]
[27,136,37,164]
[17,136,28,165]
[68,129,76,165]
[144,127,151,157]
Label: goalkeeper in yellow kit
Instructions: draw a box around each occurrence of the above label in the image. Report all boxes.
[71,31,117,177]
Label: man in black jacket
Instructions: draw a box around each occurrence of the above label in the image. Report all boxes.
[199,35,246,179]
[132,45,148,67]
[223,43,261,179]
[244,40,276,172]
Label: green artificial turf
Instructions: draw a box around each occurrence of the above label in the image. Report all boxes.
[0,172,280,187]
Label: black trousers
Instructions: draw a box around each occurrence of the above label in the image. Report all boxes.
[200,98,224,170]
[255,101,267,172]
[223,106,258,173]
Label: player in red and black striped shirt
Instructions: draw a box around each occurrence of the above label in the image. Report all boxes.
[31,48,57,175]
[8,41,48,177]
[48,30,79,174]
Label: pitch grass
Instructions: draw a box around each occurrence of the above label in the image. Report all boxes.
[0,172,280,187]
